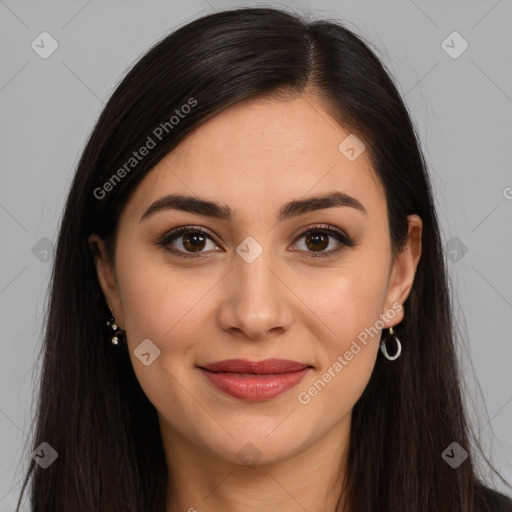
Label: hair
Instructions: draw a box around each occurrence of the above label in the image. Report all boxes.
[15,6,512,512]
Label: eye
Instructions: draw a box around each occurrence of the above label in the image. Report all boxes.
[156,226,222,259]
[290,224,356,258]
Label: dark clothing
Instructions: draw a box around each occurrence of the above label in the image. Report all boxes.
[481,486,512,512]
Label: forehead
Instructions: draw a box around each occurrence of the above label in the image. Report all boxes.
[122,94,385,222]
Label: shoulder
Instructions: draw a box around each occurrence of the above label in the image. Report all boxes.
[479,485,512,512]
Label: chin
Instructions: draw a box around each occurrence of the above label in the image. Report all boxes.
[198,421,313,467]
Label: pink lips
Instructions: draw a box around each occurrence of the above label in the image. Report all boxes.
[198,358,312,401]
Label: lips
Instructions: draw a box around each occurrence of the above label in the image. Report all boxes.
[199,358,311,374]
[198,358,313,401]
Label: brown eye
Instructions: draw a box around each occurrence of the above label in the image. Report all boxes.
[291,225,356,258]
[157,226,222,258]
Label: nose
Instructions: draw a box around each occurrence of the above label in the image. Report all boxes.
[217,252,294,341]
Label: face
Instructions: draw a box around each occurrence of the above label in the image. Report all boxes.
[89,93,422,468]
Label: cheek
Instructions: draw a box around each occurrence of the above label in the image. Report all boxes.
[115,249,214,351]
[300,254,390,409]
[300,260,390,349]
[114,254,210,414]
[296,275,385,415]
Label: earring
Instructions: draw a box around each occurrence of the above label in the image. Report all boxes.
[106,311,125,346]
[380,326,402,361]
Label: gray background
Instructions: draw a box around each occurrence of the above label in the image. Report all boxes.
[1,0,511,509]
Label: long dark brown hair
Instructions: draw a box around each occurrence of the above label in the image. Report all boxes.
[15,7,512,511]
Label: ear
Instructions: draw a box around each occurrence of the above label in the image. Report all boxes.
[88,233,125,329]
[382,214,422,327]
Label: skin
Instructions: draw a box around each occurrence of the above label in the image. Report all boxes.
[89,93,422,512]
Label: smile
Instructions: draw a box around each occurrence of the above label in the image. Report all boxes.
[197,358,313,401]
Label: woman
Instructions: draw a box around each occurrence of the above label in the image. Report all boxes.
[16,7,512,512]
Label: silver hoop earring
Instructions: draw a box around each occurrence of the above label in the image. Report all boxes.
[380,326,402,361]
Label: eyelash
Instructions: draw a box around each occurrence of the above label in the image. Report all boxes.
[156,224,356,259]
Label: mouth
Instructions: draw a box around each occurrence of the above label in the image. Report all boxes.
[197,358,313,401]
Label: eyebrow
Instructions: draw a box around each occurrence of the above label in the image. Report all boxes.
[140,191,367,223]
